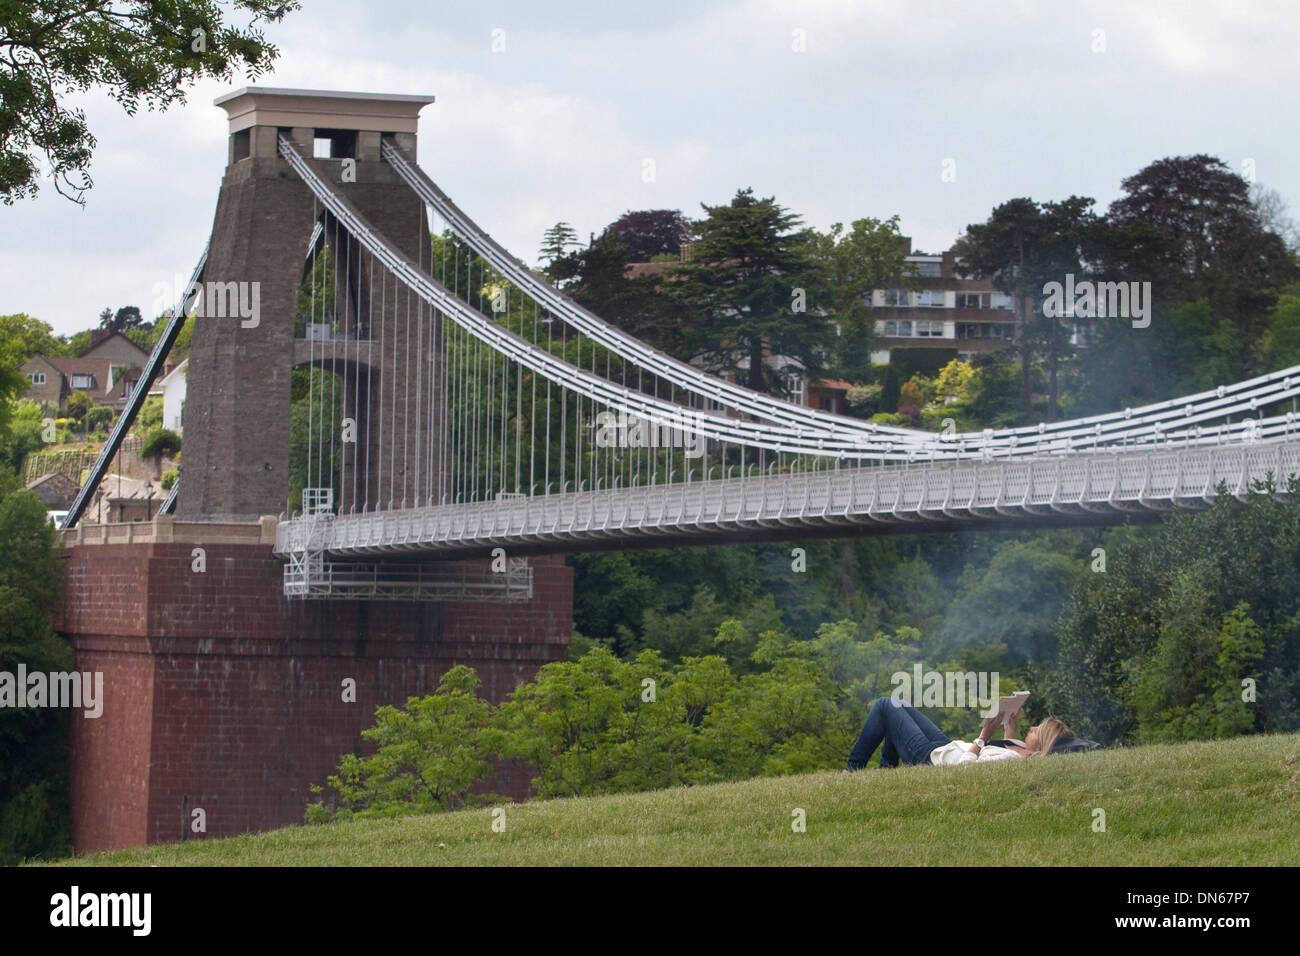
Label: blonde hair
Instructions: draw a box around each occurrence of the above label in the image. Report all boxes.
[1032,717,1075,756]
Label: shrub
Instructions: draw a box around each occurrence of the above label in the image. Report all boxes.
[85,405,114,432]
[64,391,90,423]
[869,412,908,426]
[140,428,181,461]
[135,396,163,433]
[845,383,883,417]
[305,666,502,822]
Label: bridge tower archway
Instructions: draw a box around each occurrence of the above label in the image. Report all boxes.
[178,88,438,519]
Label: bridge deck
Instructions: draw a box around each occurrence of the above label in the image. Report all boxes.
[274,440,1300,558]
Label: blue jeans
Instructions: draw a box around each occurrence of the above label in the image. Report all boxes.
[845,697,951,770]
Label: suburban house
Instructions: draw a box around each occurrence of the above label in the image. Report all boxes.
[22,355,119,408]
[80,330,150,365]
[25,472,80,510]
[20,330,155,412]
[157,358,187,434]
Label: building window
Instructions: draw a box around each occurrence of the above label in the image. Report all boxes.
[956,292,991,310]
[71,374,94,389]
[884,319,946,338]
[917,290,946,308]
[884,289,908,306]
[915,261,942,277]
[786,374,805,406]
[27,372,46,385]
[957,322,1016,340]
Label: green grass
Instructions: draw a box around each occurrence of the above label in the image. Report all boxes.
[42,733,1300,866]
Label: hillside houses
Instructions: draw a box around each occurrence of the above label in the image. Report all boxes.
[20,331,150,411]
[19,330,186,420]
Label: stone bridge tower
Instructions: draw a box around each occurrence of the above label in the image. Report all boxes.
[57,89,573,854]
[179,88,439,520]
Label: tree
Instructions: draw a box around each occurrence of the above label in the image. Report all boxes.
[1260,282,1300,370]
[64,390,89,423]
[954,196,1099,421]
[813,216,918,382]
[287,366,342,514]
[1053,480,1300,743]
[133,394,162,433]
[65,329,91,356]
[86,404,114,432]
[0,314,66,358]
[693,633,857,780]
[1,0,300,204]
[548,232,693,358]
[124,324,154,351]
[963,354,1026,427]
[605,209,690,262]
[672,188,829,397]
[1107,155,1279,294]
[1250,184,1300,253]
[879,363,900,413]
[0,380,71,861]
[939,536,1086,663]
[933,358,975,405]
[0,340,29,440]
[97,305,143,334]
[538,221,579,275]
[497,646,699,797]
[0,400,48,473]
[1070,158,1299,414]
[151,312,192,352]
[1106,156,1297,363]
[1124,594,1263,744]
[305,666,502,821]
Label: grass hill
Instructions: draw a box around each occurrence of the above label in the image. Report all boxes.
[43,733,1300,866]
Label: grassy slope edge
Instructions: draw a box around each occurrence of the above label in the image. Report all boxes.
[41,733,1300,866]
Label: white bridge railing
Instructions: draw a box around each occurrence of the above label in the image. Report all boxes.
[275,440,1300,558]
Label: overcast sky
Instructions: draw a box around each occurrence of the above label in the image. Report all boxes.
[3,0,1295,335]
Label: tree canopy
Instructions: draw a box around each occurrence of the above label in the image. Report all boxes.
[0,313,66,358]
[671,188,829,396]
[1,0,299,204]
[604,209,690,262]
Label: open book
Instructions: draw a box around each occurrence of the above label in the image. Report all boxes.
[987,691,1030,723]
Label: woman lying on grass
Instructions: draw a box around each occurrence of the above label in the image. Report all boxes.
[842,696,1091,771]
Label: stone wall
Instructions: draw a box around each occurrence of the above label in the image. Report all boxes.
[56,521,572,852]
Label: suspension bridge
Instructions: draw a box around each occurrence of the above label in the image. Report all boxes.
[48,86,1300,851]
[62,87,1300,598]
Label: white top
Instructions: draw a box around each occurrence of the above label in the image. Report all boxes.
[929,740,1024,765]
